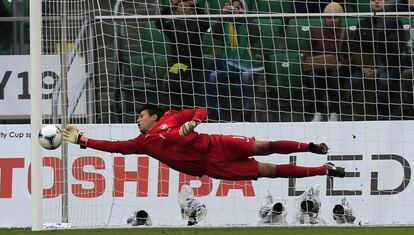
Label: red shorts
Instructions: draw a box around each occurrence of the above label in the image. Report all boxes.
[205,134,258,180]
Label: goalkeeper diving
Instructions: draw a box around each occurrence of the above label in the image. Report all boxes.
[63,105,345,180]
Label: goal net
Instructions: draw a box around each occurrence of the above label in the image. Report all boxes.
[33,0,414,229]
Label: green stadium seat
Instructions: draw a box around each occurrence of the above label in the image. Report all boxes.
[140,21,170,56]
[201,22,224,71]
[208,0,253,14]
[398,17,414,116]
[401,16,414,46]
[24,0,29,16]
[341,17,361,32]
[398,16,412,48]
[400,17,410,27]
[254,18,283,58]
[139,20,170,79]
[0,43,10,55]
[399,17,414,67]
[352,0,371,12]
[1,0,12,15]
[265,51,303,99]
[285,18,324,51]
[399,16,414,32]
[255,0,293,13]
[0,0,13,54]
[2,0,29,16]
[158,0,168,8]
[159,0,207,9]
[114,20,167,120]
[116,20,169,88]
[286,17,360,51]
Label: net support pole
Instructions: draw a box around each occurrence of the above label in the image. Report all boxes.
[60,0,70,224]
[30,0,43,231]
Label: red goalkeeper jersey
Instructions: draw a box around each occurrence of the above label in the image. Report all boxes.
[86,108,213,176]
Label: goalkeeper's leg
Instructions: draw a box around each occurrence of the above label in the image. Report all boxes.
[254,140,329,155]
[258,162,345,178]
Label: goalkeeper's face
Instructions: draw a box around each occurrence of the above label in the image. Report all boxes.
[137,110,158,133]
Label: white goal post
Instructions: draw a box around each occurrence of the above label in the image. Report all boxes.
[30,0,43,231]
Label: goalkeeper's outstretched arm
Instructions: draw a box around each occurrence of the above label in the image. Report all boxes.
[62,124,143,154]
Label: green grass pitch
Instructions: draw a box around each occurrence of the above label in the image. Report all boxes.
[1,227,414,235]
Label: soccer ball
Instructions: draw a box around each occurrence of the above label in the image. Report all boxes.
[38,125,63,150]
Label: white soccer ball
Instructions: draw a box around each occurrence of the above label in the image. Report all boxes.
[38,125,63,150]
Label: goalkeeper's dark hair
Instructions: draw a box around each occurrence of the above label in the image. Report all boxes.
[140,104,165,121]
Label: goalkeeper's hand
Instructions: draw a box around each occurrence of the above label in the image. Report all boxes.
[63,124,82,144]
[308,142,329,154]
[179,120,199,136]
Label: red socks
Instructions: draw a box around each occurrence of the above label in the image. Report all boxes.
[268,141,327,178]
[275,164,327,178]
[269,140,309,154]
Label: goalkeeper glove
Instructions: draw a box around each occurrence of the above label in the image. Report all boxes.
[308,142,329,154]
[63,124,88,148]
[179,120,199,136]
